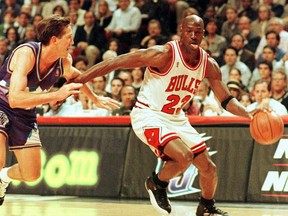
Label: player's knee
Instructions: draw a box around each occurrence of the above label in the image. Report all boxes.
[177,151,194,171]
[202,161,217,178]
[22,169,41,182]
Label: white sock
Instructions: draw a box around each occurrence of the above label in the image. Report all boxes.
[0,167,13,183]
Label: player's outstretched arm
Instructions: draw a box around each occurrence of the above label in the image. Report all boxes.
[72,45,169,84]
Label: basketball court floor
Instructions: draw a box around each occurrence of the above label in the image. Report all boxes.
[0,194,287,216]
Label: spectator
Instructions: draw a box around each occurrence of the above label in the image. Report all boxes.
[271,68,288,111]
[221,5,239,41]
[238,0,257,21]
[29,0,44,17]
[74,11,106,68]
[52,4,66,17]
[248,59,273,92]
[68,9,79,39]
[257,30,286,63]
[228,67,249,93]
[68,0,86,26]
[106,38,120,54]
[112,85,136,116]
[0,37,9,67]
[41,0,68,18]
[229,33,255,71]
[246,79,287,115]
[91,0,117,16]
[204,18,227,60]
[5,26,20,55]
[255,17,288,59]
[139,0,170,37]
[117,70,133,85]
[239,92,252,107]
[220,46,252,86]
[139,19,167,48]
[199,38,211,55]
[263,0,284,17]
[105,0,141,54]
[194,79,221,116]
[0,9,15,37]
[102,50,118,93]
[131,67,144,95]
[20,4,32,15]
[0,0,21,23]
[32,13,43,28]
[107,77,125,102]
[18,24,37,44]
[95,0,112,29]
[91,76,107,93]
[15,12,31,41]
[249,45,284,91]
[236,15,260,53]
[227,79,242,101]
[73,55,89,72]
[202,5,216,27]
[251,4,271,38]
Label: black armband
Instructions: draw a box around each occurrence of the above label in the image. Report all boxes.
[221,95,234,110]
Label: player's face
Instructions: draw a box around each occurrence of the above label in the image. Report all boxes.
[181,17,204,50]
[56,26,74,58]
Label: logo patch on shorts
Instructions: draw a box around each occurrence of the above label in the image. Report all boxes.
[0,111,9,127]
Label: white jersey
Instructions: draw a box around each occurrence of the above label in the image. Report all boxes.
[135,40,208,116]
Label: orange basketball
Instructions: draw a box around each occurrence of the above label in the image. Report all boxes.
[250,111,284,145]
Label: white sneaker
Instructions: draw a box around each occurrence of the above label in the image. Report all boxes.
[0,179,9,206]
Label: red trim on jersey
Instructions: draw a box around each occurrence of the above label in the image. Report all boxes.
[161,132,179,145]
[135,100,149,108]
[175,40,203,70]
[148,42,175,76]
[202,53,208,79]
[191,141,207,153]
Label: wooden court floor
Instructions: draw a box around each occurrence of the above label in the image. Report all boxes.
[0,194,287,216]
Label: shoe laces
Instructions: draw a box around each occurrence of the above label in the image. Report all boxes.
[0,180,9,197]
[205,205,227,215]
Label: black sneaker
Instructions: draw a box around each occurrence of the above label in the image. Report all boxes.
[196,203,229,216]
[145,176,171,215]
[0,179,9,206]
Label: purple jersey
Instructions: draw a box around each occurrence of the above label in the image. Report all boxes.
[0,42,64,149]
[0,42,64,103]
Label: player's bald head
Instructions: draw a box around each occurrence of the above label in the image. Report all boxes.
[183,15,204,29]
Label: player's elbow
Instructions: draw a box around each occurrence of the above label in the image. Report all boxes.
[8,96,19,108]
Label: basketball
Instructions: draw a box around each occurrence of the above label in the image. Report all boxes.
[250,111,284,145]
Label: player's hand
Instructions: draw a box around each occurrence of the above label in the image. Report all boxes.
[249,107,272,120]
[56,83,83,101]
[92,96,120,111]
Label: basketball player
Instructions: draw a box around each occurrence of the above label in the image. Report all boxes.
[73,15,252,215]
[0,15,119,205]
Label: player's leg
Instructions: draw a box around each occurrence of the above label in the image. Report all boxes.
[145,138,193,215]
[159,138,194,181]
[0,133,7,205]
[0,133,6,171]
[8,147,41,181]
[193,150,229,216]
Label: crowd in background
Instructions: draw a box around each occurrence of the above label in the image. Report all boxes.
[1,0,288,116]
